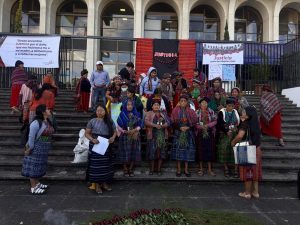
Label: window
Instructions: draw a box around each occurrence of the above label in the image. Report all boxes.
[279,8,300,43]
[144,3,178,39]
[235,6,263,42]
[189,5,220,40]
[10,0,40,33]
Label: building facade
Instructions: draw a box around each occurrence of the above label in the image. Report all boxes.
[0,0,300,79]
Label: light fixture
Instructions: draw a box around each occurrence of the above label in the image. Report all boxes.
[122,18,128,21]
[120,8,126,12]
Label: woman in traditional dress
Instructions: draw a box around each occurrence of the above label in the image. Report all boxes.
[231,106,262,199]
[76,69,91,113]
[216,97,240,177]
[172,71,188,107]
[231,87,249,114]
[260,85,285,146]
[196,97,217,176]
[171,94,198,177]
[22,104,54,195]
[160,73,174,108]
[208,90,226,113]
[123,84,144,116]
[139,67,160,98]
[146,87,171,114]
[145,97,171,175]
[189,79,207,110]
[43,71,58,97]
[85,104,117,194]
[106,75,122,104]
[207,77,226,99]
[10,60,27,113]
[117,99,142,177]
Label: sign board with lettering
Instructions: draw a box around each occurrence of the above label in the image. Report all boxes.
[208,64,236,81]
[203,43,244,65]
[0,36,61,68]
[222,65,236,81]
[208,64,222,80]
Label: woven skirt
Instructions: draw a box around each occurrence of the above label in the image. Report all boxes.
[147,139,168,160]
[217,133,235,164]
[22,140,51,178]
[171,130,196,162]
[196,129,216,162]
[10,84,22,108]
[118,133,141,163]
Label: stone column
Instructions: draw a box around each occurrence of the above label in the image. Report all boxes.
[39,0,48,34]
[134,0,143,38]
[227,0,236,41]
[181,0,190,39]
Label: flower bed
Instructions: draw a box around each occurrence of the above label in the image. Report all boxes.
[91,208,188,225]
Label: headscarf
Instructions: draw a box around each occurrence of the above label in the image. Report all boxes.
[147,67,157,91]
[117,99,142,129]
[260,91,282,124]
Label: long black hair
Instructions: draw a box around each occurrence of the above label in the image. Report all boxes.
[245,106,261,146]
[94,103,114,136]
[33,104,53,127]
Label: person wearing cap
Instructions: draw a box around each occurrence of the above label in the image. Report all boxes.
[139,67,160,98]
[196,97,217,176]
[230,87,249,114]
[160,73,174,106]
[118,62,135,81]
[75,69,91,113]
[90,61,111,110]
[188,78,207,110]
[172,71,188,107]
[43,70,57,96]
[18,73,39,124]
[171,94,198,177]
[145,97,171,176]
[146,87,171,114]
[207,77,226,99]
[208,90,226,113]
[216,96,240,178]
[260,85,285,146]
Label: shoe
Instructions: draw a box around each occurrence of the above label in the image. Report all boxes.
[123,170,129,177]
[101,184,112,192]
[176,172,181,177]
[37,183,49,189]
[252,193,260,199]
[208,171,216,177]
[233,171,239,178]
[224,169,230,178]
[157,171,162,176]
[129,170,135,177]
[149,171,154,175]
[31,185,46,195]
[197,169,204,176]
[238,192,251,199]
[184,172,191,177]
[95,187,103,195]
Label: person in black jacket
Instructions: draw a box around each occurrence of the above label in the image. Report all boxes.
[118,62,134,81]
[146,87,171,114]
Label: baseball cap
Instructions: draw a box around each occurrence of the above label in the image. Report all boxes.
[96,61,103,65]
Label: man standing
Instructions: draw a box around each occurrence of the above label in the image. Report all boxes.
[118,62,135,81]
[90,61,110,110]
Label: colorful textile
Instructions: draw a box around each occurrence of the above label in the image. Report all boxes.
[207,87,226,98]
[196,129,216,162]
[106,83,121,103]
[110,102,122,126]
[145,111,170,140]
[76,77,91,94]
[217,133,235,163]
[171,129,196,162]
[77,91,90,112]
[239,147,262,182]
[117,101,142,130]
[11,68,27,85]
[171,106,198,128]
[10,84,22,107]
[87,134,114,183]
[118,133,141,162]
[260,111,283,139]
[260,92,283,124]
[208,97,226,113]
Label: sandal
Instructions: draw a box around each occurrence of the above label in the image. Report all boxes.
[176,172,181,177]
[95,186,103,195]
[101,184,112,192]
[31,186,46,195]
[224,169,230,177]
[184,172,191,177]
[233,171,239,178]
[157,171,162,176]
[252,193,260,199]
[149,171,154,175]
[238,192,251,199]
[123,170,129,177]
[129,170,135,177]
[197,169,204,176]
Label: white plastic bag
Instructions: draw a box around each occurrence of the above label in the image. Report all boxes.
[72,129,89,163]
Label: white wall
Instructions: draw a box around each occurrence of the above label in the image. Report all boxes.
[282,87,300,107]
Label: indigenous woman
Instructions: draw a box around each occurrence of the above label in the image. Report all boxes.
[216,97,240,177]
[119,80,129,102]
[231,87,249,114]
[43,71,58,96]
[160,73,174,108]
[117,100,142,177]
[10,60,27,113]
[106,75,122,104]
[189,79,207,110]
[207,77,226,99]
[260,85,285,146]
[171,94,198,177]
[146,87,171,114]
[196,97,217,176]
[18,74,39,124]
[145,97,171,175]
[139,67,160,97]
[76,69,91,113]
[85,104,117,194]
[232,106,262,199]
[208,90,226,113]
[22,104,54,195]
[124,84,144,116]
[172,71,188,107]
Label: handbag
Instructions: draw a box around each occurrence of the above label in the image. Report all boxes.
[233,129,256,165]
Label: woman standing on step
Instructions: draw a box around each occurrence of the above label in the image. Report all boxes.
[85,104,117,194]
[75,69,91,113]
[145,97,171,175]
[260,85,285,146]
[171,94,198,177]
[231,106,262,199]
[22,104,54,195]
[230,87,249,114]
[117,99,142,177]
[10,60,28,114]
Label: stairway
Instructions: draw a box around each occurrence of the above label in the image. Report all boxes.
[0,88,299,182]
